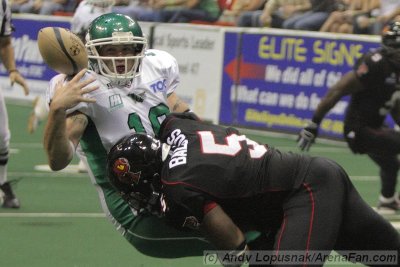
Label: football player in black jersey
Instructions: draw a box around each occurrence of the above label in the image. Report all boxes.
[298,21,400,214]
[107,113,400,266]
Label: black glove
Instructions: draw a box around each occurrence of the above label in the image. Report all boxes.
[297,121,319,151]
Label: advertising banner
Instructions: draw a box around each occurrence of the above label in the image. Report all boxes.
[220,29,380,139]
[152,24,224,123]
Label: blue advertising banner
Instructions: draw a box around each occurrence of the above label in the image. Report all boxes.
[1,15,71,99]
[220,31,380,139]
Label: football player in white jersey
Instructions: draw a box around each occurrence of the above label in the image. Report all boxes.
[43,13,211,257]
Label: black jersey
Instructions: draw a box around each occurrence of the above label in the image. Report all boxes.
[158,114,311,230]
[346,48,400,129]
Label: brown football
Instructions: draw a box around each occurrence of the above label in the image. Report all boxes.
[37,27,88,75]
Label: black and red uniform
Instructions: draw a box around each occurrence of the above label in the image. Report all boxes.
[159,114,400,264]
[345,47,400,198]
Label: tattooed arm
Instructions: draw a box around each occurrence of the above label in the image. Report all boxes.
[44,109,88,171]
[44,110,89,171]
[43,69,97,171]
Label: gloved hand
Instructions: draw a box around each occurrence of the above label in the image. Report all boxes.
[297,121,319,151]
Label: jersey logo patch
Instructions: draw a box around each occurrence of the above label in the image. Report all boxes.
[182,216,200,230]
[109,94,123,111]
[150,79,167,93]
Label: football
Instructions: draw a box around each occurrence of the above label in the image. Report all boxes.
[37,27,88,75]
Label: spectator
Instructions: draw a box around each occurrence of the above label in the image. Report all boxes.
[15,0,76,15]
[237,0,311,28]
[283,0,337,31]
[320,0,375,33]
[11,0,29,13]
[354,0,400,35]
[220,0,266,26]
[112,0,160,22]
[71,0,114,41]
[154,0,221,23]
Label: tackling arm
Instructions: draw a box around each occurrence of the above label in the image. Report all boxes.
[201,204,248,266]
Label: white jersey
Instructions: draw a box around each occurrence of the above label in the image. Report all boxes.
[47,49,179,155]
[71,1,112,37]
[46,50,179,230]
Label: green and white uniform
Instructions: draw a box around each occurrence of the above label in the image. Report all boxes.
[46,49,210,258]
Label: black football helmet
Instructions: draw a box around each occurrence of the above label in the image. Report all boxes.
[382,21,400,49]
[107,133,163,213]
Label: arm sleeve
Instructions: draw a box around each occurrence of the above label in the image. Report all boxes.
[161,50,180,95]
[164,185,210,230]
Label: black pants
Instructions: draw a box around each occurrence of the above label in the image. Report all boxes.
[273,157,400,266]
[345,126,400,198]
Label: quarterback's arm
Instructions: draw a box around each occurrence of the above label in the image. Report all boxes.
[167,92,190,113]
[44,110,87,170]
[43,69,98,171]
[312,71,363,123]
[201,204,247,252]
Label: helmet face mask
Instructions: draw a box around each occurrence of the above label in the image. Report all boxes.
[382,21,400,49]
[107,133,162,212]
[86,13,147,85]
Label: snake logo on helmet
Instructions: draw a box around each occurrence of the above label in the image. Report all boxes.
[85,13,147,84]
[382,21,400,49]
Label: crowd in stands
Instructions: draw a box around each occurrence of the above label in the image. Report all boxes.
[9,0,400,35]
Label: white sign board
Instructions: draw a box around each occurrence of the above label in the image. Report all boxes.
[152,24,224,123]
